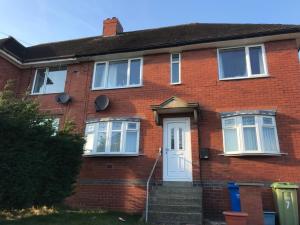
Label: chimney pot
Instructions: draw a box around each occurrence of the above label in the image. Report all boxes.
[102,17,123,36]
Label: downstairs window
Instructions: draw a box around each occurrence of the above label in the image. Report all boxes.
[84,120,140,156]
[222,114,280,155]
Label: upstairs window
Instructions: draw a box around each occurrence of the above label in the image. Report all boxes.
[170,53,181,84]
[32,67,67,94]
[93,58,142,90]
[84,120,140,156]
[218,45,268,80]
[222,114,280,155]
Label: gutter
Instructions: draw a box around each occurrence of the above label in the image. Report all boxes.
[0,49,77,68]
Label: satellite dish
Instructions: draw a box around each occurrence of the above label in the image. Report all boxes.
[55,93,72,104]
[95,95,110,112]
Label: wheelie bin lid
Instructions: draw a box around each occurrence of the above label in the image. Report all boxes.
[228,182,239,188]
[271,182,299,189]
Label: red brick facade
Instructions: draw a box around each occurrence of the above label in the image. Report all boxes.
[1,39,300,219]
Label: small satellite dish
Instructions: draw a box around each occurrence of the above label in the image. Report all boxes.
[95,95,110,112]
[55,93,72,104]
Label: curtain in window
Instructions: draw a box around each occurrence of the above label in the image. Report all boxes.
[94,63,106,88]
[224,128,238,152]
[107,61,127,88]
[243,127,258,150]
[263,127,277,152]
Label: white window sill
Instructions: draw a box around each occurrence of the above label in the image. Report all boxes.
[219,74,269,81]
[30,91,65,96]
[219,152,287,157]
[170,82,182,86]
[91,85,143,91]
[83,153,139,157]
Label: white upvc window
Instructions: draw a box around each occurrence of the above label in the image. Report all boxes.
[170,53,181,84]
[84,120,140,156]
[218,44,268,80]
[32,67,67,94]
[92,58,143,90]
[52,118,60,132]
[222,115,280,155]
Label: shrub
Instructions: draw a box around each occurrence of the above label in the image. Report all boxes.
[0,80,85,209]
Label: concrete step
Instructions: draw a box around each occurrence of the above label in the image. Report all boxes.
[151,191,202,200]
[148,211,202,224]
[151,187,202,196]
[149,204,202,213]
[150,196,202,206]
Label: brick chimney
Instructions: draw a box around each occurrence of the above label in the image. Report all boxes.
[102,17,123,36]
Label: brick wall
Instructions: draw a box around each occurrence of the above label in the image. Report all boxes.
[1,39,300,219]
[0,57,21,92]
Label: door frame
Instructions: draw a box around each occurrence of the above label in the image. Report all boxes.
[163,117,193,181]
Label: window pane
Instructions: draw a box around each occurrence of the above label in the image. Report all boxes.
[224,128,238,152]
[242,116,255,125]
[110,131,121,152]
[263,127,277,152]
[85,133,94,152]
[171,128,175,150]
[112,121,122,130]
[171,62,180,83]
[99,122,107,132]
[45,67,67,93]
[128,123,137,130]
[33,69,46,93]
[107,60,128,88]
[219,48,247,78]
[263,117,273,125]
[243,127,258,150]
[178,128,183,149]
[86,124,95,133]
[224,118,236,127]
[172,53,180,61]
[97,132,106,152]
[94,63,106,88]
[249,46,265,75]
[129,59,141,85]
[125,131,137,152]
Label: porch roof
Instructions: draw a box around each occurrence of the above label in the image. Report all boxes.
[151,96,200,125]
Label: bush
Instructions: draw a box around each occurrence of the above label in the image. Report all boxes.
[0,80,85,209]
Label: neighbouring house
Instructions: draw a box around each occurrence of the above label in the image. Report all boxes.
[1,17,300,224]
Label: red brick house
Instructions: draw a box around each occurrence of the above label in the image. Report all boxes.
[1,18,300,224]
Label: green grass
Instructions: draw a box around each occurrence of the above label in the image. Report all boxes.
[0,207,145,225]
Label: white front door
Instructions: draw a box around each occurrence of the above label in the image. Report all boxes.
[163,117,192,181]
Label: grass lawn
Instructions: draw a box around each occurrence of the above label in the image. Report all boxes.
[0,207,146,225]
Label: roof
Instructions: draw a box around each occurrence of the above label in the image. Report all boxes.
[1,23,300,63]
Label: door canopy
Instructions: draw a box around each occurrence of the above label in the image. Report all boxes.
[151,96,200,125]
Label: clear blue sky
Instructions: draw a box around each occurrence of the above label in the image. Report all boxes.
[0,0,299,46]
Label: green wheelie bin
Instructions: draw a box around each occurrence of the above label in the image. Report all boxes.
[271,182,299,225]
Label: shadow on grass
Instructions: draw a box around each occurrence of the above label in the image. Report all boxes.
[0,207,145,225]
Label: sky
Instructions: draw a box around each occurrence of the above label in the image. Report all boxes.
[0,0,299,47]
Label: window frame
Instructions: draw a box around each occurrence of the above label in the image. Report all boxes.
[170,53,181,85]
[84,120,140,156]
[92,57,143,90]
[217,44,268,80]
[222,115,280,155]
[31,67,67,95]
